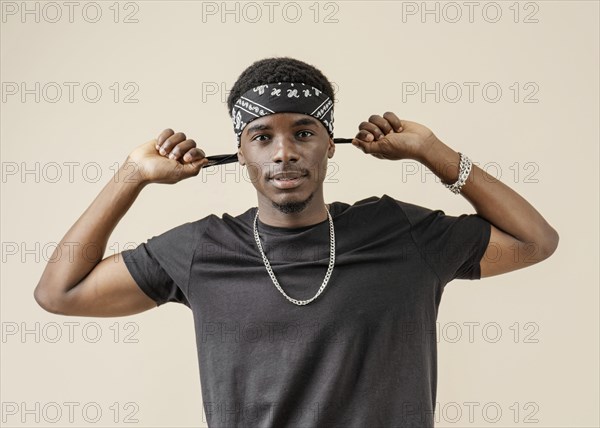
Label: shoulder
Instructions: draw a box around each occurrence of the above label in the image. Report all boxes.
[382,195,445,226]
[324,194,415,227]
[331,194,400,213]
[341,193,437,221]
[144,215,214,251]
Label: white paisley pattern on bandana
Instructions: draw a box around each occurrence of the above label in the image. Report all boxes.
[231,82,334,149]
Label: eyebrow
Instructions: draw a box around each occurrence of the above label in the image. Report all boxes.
[245,117,320,135]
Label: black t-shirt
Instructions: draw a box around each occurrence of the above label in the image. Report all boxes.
[122,194,491,427]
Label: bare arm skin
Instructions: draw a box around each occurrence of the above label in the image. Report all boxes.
[351,112,560,279]
[417,137,559,278]
[34,129,209,317]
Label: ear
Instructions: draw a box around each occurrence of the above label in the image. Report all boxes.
[327,137,335,158]
[237,145,245,166]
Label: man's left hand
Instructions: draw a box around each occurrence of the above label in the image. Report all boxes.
[351,112,437,161]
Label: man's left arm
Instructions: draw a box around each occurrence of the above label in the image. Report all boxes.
[350,112,560,279]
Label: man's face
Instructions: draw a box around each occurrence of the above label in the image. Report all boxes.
[237,112,335,213]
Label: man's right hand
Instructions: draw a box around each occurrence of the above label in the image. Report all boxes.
[127,129,210,185]
[34,128,213,317]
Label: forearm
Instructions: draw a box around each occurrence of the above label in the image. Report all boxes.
[416,137,559,253]
[35,158,147,298]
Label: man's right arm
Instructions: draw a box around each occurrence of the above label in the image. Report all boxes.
[33,129,209,317]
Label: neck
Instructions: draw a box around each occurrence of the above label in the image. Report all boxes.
[256,192,329,229]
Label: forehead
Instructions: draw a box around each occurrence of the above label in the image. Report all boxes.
[245,113,320,130]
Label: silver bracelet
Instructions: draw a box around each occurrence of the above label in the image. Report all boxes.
[444,152,472,195]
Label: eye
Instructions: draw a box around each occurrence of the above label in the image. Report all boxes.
[297,130,314,138]
[252,134,270,142]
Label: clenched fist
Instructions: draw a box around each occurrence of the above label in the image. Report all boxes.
[127,129,210,185]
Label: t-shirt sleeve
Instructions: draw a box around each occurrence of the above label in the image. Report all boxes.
[391,196,492,285]
[121,221,201,308]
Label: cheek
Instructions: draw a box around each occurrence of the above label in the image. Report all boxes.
[319,159,330,181]
[244,161,266,185]
[247,163,260,179]
[308,156,330,182]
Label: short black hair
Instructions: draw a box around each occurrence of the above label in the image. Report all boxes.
[227,56,335,116]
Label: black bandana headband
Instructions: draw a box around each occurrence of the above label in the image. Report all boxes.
[231,82,335,149]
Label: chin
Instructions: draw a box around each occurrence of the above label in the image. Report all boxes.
[270,191,315,215]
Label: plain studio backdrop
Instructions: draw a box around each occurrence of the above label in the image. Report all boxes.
[1,1,598,427]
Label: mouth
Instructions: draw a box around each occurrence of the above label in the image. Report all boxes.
[270,173,308,189]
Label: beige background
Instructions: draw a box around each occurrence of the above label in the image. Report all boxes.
[1,1,598,427]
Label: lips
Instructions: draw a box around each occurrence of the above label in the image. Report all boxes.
[271,172,305,180]
[270,171,307,189]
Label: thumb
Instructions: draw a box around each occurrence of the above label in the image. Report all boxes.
[352,137,381,154]
[182,157,210,177]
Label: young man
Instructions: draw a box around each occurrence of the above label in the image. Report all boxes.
[34,57,559,427]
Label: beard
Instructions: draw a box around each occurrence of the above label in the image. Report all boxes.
[271,191,315,214]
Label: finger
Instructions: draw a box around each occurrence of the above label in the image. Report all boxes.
[355,129,374,142]
[183,147,208,164]
[368,114,393,138]
[159,132,186,156]
[382,112,403,132]
[167,139,199,161]
[157,129,174,148]
[182,150,210,175]
[351,137,376,154]
[358,121,384,140]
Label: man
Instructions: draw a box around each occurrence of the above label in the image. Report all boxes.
[34,57,559,427]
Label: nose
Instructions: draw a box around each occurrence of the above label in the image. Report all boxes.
[271,134,299,164]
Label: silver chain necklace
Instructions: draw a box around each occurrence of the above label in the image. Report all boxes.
[252,206,336,306]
